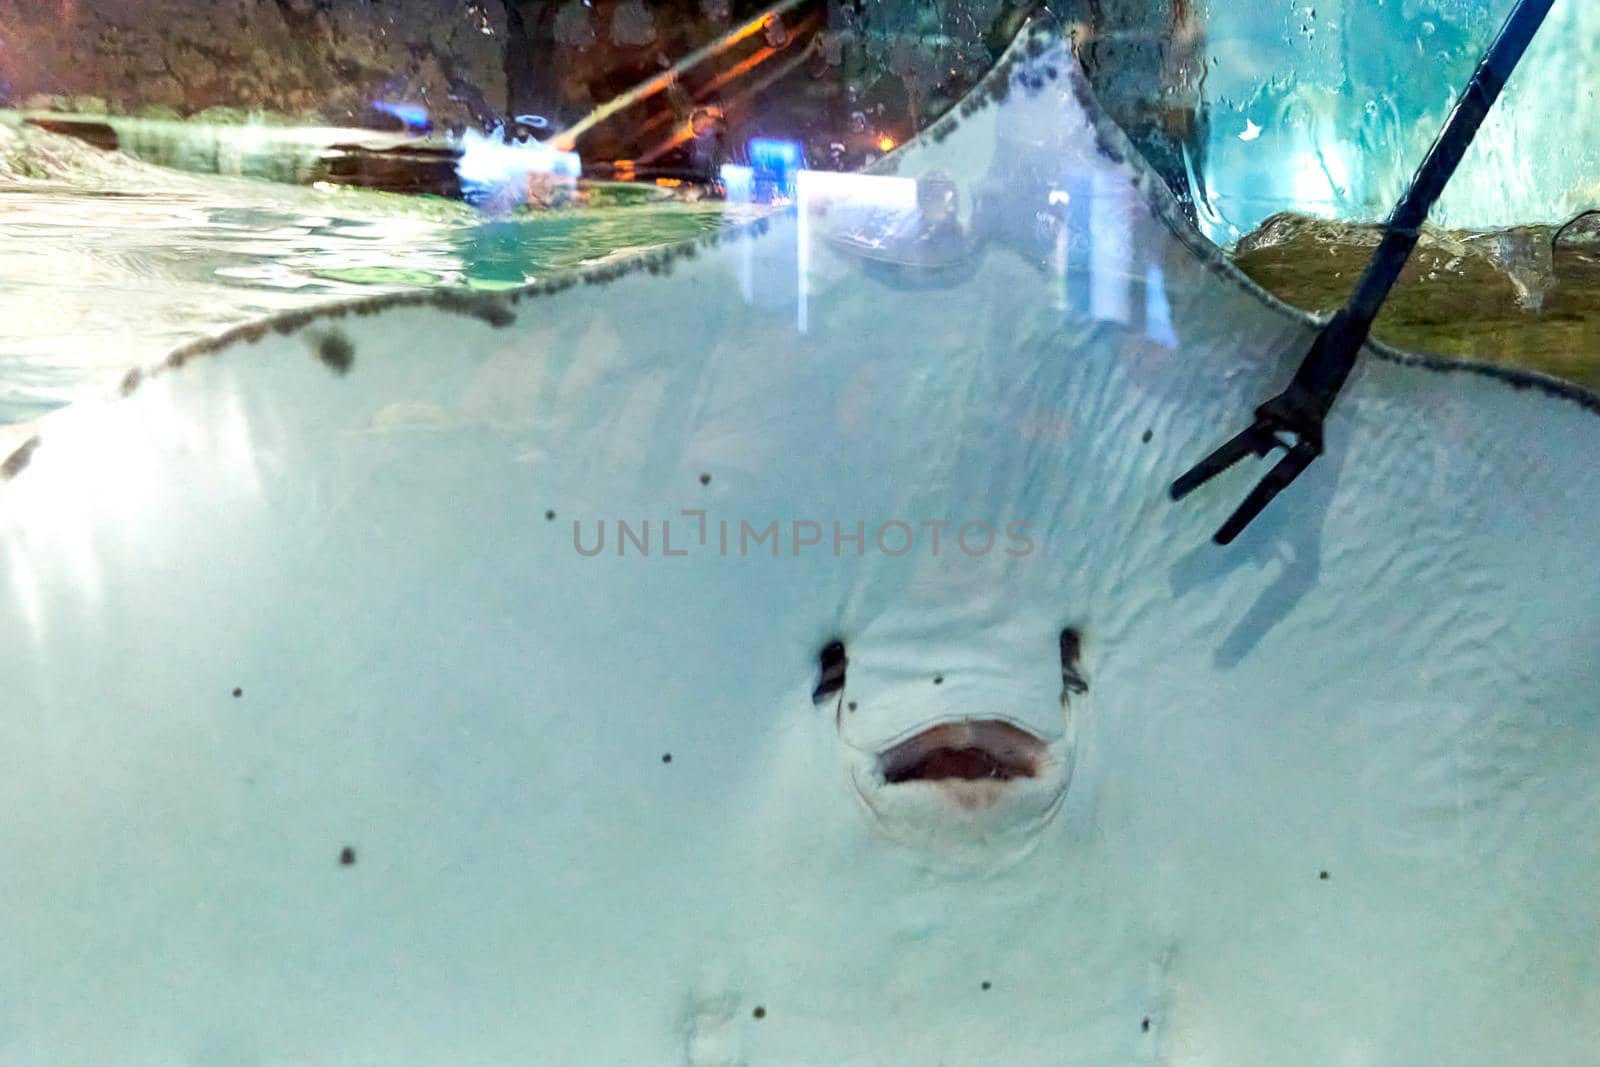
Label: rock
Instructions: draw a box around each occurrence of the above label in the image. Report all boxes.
[0,0,507,128]
[134,103,184,121]
[610,0,659,47]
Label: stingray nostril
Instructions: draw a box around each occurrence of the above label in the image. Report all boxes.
[814,640,848,704]
[1059,627,1088,699]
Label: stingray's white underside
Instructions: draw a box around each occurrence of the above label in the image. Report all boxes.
[0,29,1596,1067]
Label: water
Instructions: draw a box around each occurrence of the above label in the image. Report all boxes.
[0,121,734,425]
[4,32,1597,1057]
[4,115,1598,435]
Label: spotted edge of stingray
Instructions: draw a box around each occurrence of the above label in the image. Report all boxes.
[3,21,1595,485]
[104,24,1084,390]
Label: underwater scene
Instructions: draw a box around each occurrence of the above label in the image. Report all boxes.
[0,1,1596,1064]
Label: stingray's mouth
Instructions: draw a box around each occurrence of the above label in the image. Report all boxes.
[878,720,1045,784]
[848,715,1069,865]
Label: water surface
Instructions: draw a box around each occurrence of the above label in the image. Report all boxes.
[0,122,732,424]
[5,120,1598,431]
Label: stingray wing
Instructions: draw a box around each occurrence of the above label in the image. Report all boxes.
[0,28,1596,1067]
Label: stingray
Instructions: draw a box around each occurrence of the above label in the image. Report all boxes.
[1,28,1597,1067]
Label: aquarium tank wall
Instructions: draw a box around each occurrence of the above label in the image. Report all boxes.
[1198,0,1600,240]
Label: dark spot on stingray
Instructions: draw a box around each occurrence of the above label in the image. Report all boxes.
[119,367,144,396]
[339,846,356,867]
[662,753,672,764]
[813,640,848,704]
[1141,429,1153,444]
[699,473,711,485]
[432,291,515,328]
[314,331,355,375]
[1320,870,1330,880]
[1142,1017,1151,1033]
[1,435,41,481]
[847,701,857,713]
[752,1006,766,1020]
[232,687,242,699]
[1060,627,1089,698]
[981,981,992,991]
[545,510,556,521]
[933,675,944,685]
